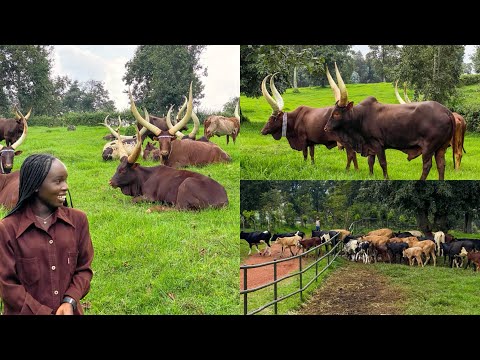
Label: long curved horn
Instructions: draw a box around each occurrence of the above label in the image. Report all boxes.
[24,107,32,121]
[176,95,188,122]
[11,120,28,150]
[234,101,240,121]
[129,88,161,136]
[164,106,182,139]
[127,126,143,164]
[403,82,411,103]
[334,62,348,106]
[188,110,200,139]
[394,80,406,104]
[326,66,340,103]
[270,73,284,111]
[115,128,129,159]
[168,82,192,135]
[261,74,279,114]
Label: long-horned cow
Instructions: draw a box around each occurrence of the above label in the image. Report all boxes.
[108,125,229,211]
[0,113,28,174]
[101,116,147,161]
[203,101,241,145]
[324,63,456,180]
[0,108,31,146]
[395,81,466,171]
[260,73,359,170]
[131,86,231,168]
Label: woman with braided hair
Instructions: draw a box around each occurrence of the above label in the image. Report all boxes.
[0,154,94,315]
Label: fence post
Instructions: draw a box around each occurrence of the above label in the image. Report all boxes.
[243,266,248,315]
[299,254,303,302]
[273,259,278,315]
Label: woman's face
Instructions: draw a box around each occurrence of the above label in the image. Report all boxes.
[37,159,69,208]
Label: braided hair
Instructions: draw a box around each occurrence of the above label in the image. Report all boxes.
[4,153,72,218]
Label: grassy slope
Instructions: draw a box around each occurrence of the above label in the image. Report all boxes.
[240,83,480,180]
[1,126,239,314]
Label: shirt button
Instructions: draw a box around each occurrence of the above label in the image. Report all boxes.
[54,290,59,295]
[49,240,53,244]
[51,266,56,270]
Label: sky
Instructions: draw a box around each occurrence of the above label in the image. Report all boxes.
[51,45,240,112]
[352,45,476,62]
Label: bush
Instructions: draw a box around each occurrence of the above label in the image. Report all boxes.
[450,103,480,132]
[459,74,480,86]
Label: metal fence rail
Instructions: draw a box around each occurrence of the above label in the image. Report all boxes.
[240,233,343,315]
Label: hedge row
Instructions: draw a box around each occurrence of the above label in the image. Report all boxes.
[459,74,480,86]
[450,104,480,132]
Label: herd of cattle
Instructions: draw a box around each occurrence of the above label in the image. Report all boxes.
[0,83,240,212]
[261,63,466,180]
[241,227,480,271]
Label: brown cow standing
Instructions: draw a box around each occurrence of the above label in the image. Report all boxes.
[260,73,360,171]
[0,108,31,146]
[324,63,456,180]
[395,81,466,170]
[0,171,20,209]
[204,101,241,145]
[0,115,28,174]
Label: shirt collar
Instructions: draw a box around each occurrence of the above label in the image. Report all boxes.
[15,205,76,238]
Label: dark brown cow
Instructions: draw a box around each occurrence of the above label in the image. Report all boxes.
[0,117,27,174]
[0,108,31,146]
[260,73,359,171]
[0,171,20,209]
[131,87,231,168]
[324,63,456,180]
[395,81,467,170]
[108,126,228,211]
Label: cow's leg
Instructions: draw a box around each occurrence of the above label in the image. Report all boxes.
[248,246,252,255]
[255,244,261,253]
[368,155,375,175]
[232,133,237,145]
[302,147,308,162]
[431,251,436,267]
[309,145,315,165]
[420,152,434,180]
[434,147,447,180]
[376,149,389,179]
[226,135,230,145]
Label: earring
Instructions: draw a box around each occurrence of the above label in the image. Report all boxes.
[35,189,39,192]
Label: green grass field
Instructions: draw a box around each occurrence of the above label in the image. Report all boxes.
[0,126,240,314]
[240,83,480,180]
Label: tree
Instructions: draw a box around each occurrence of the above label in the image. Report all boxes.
[80,80,115,112]
[123,45,206,114]
[398,45,464,104]
[350,71,360,83]
[366,45,401,83]
[0,45,56,116]
[471,46,480,74]
[462,62,473,74]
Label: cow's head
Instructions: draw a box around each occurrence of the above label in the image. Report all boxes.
[0,114,28,174]
[260,73,285,140]
[131,83,192,164]
[324,63,354,132]
[108,126,143,191]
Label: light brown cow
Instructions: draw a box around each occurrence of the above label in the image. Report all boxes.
[403,247,424,267]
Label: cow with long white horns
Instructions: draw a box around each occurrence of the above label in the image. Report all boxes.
[131,84,231,168]
[203,101,241,145]
[260,73,360,170]
[324,63,456,180]
[395,80,466,171]
[108,123,229,211]
[101,116,147,161]
[0,112,28,174]
[0,107,31,147]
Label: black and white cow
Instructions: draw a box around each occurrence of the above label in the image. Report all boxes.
[240,230,272,255]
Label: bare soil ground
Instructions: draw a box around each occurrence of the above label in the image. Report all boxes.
[240,245,408,315]
[294,261,407,315]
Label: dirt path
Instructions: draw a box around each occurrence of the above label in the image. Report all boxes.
[294,261,407,315]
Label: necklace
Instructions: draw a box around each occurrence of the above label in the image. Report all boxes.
[35,212,54,225]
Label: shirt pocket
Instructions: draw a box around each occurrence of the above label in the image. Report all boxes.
[18,257,40,286]
[67,251,79,275]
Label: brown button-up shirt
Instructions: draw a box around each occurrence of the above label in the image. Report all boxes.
[0,205,94,315]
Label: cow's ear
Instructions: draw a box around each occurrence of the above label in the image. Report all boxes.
[14,150,22,156]
[346,102,354,111]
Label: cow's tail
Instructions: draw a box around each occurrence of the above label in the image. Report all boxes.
[450,112,457,170]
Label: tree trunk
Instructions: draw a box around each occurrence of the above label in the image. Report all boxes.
[293,66,299,93]
[464,211,473,233]
[433,213,448,232]
[416,209,431,233]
